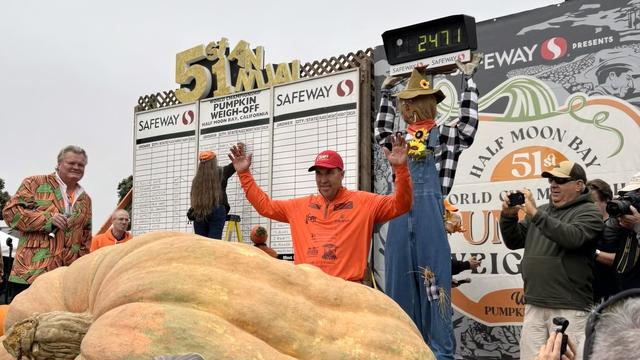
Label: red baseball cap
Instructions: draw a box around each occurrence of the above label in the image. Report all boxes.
[308,150,344,172]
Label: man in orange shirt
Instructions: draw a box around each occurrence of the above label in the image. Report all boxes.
[228,134,412,282]
[90,209,132,252]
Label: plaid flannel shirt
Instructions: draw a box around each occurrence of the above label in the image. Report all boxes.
[375,78,479,197]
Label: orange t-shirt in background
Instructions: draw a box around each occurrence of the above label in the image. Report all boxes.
[238,164,412,281]
[90,229,132,252]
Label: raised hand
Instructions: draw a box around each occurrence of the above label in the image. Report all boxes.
[455,52,483,78]
[228,143,252,172]
[383,133,408,166]
[522,188,538,217]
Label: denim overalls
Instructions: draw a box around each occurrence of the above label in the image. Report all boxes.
[385,127,454,360]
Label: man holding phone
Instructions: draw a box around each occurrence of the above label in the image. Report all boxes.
[499,160,603,360]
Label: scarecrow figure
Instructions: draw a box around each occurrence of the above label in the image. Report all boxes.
[375,53,481,359]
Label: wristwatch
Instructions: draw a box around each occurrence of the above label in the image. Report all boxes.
[595,249,601,258]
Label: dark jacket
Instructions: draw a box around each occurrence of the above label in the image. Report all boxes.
[593,218,621,302]
[451,258,471,276]
[220,163,236,213]
[500,191,603,310]
[603,217,640,290]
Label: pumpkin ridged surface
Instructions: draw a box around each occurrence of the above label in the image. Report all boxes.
[0,305,9,337]
[2,231,434,359]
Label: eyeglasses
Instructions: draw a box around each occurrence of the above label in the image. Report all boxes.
[548,177,575,185]
[114,218,130,222]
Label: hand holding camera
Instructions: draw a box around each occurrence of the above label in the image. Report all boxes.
[606,192,640,218]
[617,205,640,231]
[502,189,538,218]
[553,316,569,356]
[508,192,525,207]
[536,328,576,360]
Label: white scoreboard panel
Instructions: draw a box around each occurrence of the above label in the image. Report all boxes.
[198,89,271,241]
[271,70,360,254]
[133,102,198,235]
[132,69,360,254]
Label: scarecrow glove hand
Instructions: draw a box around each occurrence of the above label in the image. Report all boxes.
[381,76,403,90]
[455,52,484,78]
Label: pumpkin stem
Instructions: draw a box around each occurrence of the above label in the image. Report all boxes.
[3,311,92,359]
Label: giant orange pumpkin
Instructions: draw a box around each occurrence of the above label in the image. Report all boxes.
[0,305,8,337]
[1,232,434,359]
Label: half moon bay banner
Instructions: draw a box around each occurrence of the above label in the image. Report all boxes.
[373,1,640,358]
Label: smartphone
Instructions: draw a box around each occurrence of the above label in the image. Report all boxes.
[508,192,525,206]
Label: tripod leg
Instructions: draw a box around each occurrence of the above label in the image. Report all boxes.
[224,222,233,241]
[235,223,243,243]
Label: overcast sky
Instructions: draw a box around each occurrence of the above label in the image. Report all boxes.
[1,0,563,232]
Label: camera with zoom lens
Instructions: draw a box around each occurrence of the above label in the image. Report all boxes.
[606,192,640,218]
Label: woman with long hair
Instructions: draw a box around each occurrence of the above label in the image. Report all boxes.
[190,149,236,239]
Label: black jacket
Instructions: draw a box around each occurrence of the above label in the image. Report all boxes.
[604,217,640,290]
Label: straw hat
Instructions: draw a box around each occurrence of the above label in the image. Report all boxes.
[394,68,445,103]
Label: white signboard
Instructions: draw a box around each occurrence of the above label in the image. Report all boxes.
[389,49,471,76]
[271,69,360,254]
[131,70,361,255]
[198,89,271,241]
[133,103,198,235]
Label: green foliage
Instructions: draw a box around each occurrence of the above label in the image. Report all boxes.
[117,175,133,212]
[117,175,133,229]
[117,175,133,203]
[0,178,11,220]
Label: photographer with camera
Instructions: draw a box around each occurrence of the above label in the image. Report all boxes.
[586,179,620,303]
[603,172,640,291]
[499,160,603,360]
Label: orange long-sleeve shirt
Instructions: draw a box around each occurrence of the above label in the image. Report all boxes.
[239,164,412,281]
[90,229,132,252]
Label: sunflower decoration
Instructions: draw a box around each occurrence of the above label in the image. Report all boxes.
[419,79,430,89]
[408,139,427,160]
[413,128,429,143]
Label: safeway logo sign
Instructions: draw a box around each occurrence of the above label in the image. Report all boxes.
[182,110,195,125]
[483,36,569,70]
[540,37,568,60]
[336,79,354,97]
